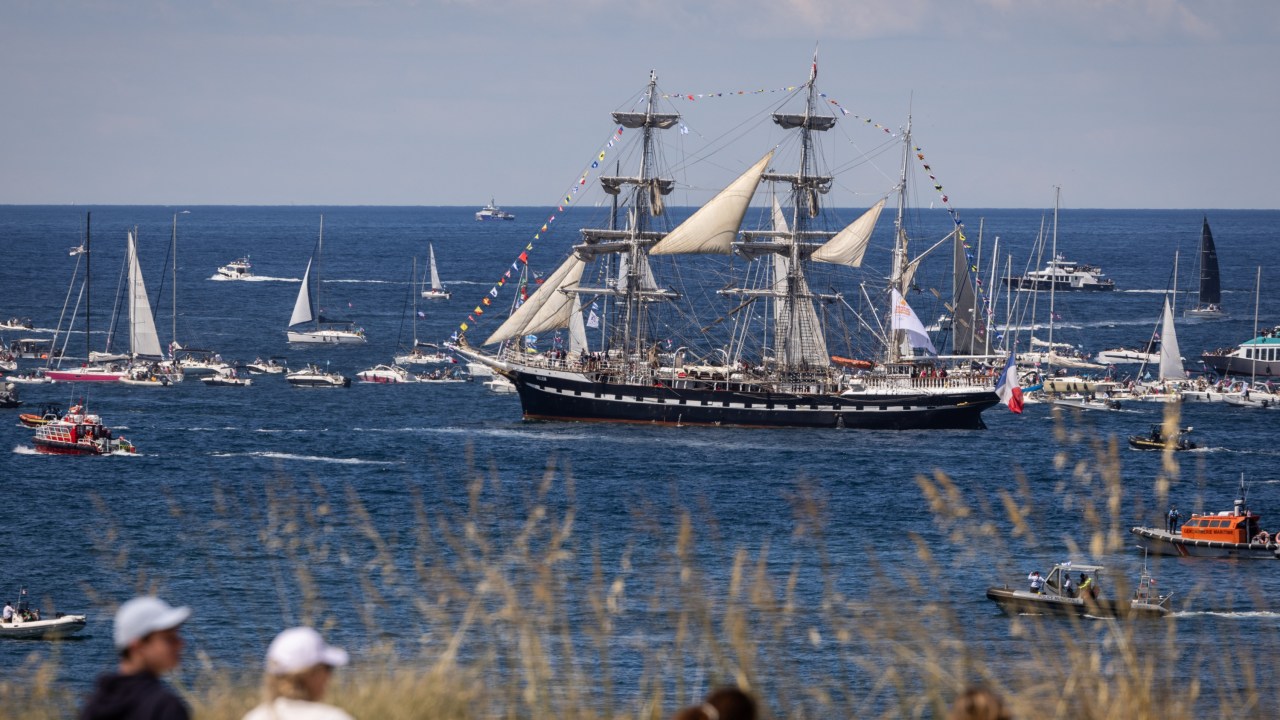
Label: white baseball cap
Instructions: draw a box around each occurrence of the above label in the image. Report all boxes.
[113,596,192,650]
[266,627,349,675]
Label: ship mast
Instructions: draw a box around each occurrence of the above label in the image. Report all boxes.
[887,115,912,363]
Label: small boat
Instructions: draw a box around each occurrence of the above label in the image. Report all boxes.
[202,368,252,387]
[246,357,287,374]
[0,317,34,331]
[5,370,54,385]
[174,349,230,377]
[33,406,136,455]
[1131,475,1280,558]
[1184,217,1226,319]
[287,216,367,344]
[1003,254,1116,292]
[18,403,62,428]
[216,257,254,280]
[356,364,417,384]
[1,589,86,639]
[475,198,515,221]
[0,382,20,408]
[1095,339,1160,365]
[8,338,58,361]
[1128,424,1196,451]
[484,376,517,394]
[986,562,1170,618]
[395,342,454,366]
[1050,394,1123,411]
[421,243,451,300]
[416,368,468,383]
[286,363,350,388]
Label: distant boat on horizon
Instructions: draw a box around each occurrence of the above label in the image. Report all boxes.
[475,199,515,221]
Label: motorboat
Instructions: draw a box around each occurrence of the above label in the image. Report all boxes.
[175,349,231,377]
[395,342,454,366]
[0,352,16,372]
[986,562,1170,619]
[285,364,350,388]
[1201,326,1280,378]
[1131,475,1280,558]
[286,216,367,344]
[216,257,254,280]
[356,364,417,384]
[5,370,54,385]
[1,589,86,639]
[484,376,517,394]
[246,356,287,374]
[202,368,252,387]
[0,382,20,408]
[18,403,62,428]
[475,199,515,221]
[1003,254,1116,291]
[8,338,58,361]
[1128,424,1196,451]
[33,406,136,455]
[0,317,34,331]
[1050,394,1122,412]
[417,368,468,383]
[1095,340,1160,365]
[119,360,182,387]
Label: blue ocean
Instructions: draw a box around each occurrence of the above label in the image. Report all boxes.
[2,205,1278,711]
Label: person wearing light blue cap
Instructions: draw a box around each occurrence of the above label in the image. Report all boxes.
[80,595,193,720]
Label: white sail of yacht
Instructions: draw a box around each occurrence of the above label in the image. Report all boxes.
[287,216,367,344]
[422,243,451,300]
[1158,296,1187,381]
[126,231,164,359]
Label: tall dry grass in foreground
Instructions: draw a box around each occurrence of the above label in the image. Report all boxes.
[2,404,1271,719]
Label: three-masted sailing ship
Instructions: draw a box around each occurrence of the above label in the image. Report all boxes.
[456,64,999,429]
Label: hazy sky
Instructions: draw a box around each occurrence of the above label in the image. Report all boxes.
[2,1,1277,208]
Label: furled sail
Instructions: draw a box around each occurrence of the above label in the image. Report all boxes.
[650,151,773,256]
[1198,217,1221,306]
[126,231,164,358]
[485,254,586,345]
[289,259,314,327]
[1158,296,1187,380]
[768,198,828,366]
[811,199,885,267]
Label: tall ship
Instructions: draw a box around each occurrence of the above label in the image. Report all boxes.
[457,64,998,429]
[1184,216,1226,319]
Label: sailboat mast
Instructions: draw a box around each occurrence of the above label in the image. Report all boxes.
[1252,265,1261,384]
[316,215,324,331]
[171,212,179,352]
[412,256,419,346]
[1047,187,1059,375]
[85,212,92,360]
[887,116,912,363]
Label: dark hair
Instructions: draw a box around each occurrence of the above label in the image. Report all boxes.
[948,686,1011,720]
[705,686,757,720]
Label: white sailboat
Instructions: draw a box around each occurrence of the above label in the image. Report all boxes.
[396,256,454,365]
[119,230,182,386]
[421,243,451,300]
[286,216,367,344]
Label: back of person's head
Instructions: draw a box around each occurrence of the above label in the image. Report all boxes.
[947,686,1011,720]
[705,686,757,720]
[262,627,348,702]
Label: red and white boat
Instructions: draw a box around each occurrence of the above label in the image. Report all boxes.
[32,406,135,456]
[44,364,128,383]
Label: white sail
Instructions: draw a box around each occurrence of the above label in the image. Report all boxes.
[650,151,773,256]
[1159,296,1187,380]
[126,231,164,358]
[568,293,588,354]
[485,254,586,345]
[289,258,314,328]
[428,243,443,291]
[811,198,885,267]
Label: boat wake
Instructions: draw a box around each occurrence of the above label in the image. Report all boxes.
[209,275,300,282]
[12,445,39,455]
[326,278,399,285]
[211,451,399,466]
[1171,610,1280,619]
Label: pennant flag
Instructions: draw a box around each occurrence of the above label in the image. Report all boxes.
[518,252,529,263]
[489,288,498,297]
[460,322,469,331]
[890,288,937,354]
[995,353,1024,414]
[586,310,600,329]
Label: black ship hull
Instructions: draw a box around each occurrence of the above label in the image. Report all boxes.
[511,371,997,429]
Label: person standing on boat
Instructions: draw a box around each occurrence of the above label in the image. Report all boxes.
[1028,571,1046,594]
[1062,574,1076,598]
[80,596,192,720]
[2,601,13,622]
[1167,506,1182,534]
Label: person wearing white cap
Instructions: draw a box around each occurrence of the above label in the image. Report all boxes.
[80,595,193,720]
[242,626,354,720]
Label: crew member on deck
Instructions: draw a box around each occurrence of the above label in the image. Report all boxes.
[1167,506,1182,534]
[1028,571,1046,594]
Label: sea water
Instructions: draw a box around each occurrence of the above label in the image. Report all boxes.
[1,205,1278,710]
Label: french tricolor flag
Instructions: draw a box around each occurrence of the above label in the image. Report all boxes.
[995,353,1024,414]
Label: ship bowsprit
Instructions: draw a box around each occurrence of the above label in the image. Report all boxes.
[511,371,997,429]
